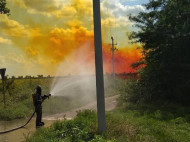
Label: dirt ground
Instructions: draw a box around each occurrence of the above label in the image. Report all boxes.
[44,95,119,120]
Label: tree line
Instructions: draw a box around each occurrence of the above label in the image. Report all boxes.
[129,0,190,105]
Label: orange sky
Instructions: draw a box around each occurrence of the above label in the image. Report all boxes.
[0,0,143,76]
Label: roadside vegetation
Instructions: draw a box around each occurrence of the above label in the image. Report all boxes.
[25,0,190,141]
[25,78,190,142]
[25,110,115,142]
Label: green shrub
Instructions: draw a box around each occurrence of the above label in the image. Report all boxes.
[25,109,190,142]
[26,110,115,142]
[117,79,140,107]
[153,110,162,120]
[174,117,186,124]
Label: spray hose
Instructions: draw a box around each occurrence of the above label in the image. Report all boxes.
[0,94,51,134]
[0,111,35,134]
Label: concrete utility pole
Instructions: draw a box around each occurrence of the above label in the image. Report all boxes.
[110,36,118,80]
[0,68,6,107]
[92,0,106,134]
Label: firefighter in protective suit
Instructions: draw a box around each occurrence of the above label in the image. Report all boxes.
[34,85,50,127]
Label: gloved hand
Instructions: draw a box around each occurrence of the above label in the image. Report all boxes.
[48,94,51,99]
[42,94,51,100]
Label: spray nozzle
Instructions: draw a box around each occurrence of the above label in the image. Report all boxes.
[43,94,51,100]
[47,94,51,99]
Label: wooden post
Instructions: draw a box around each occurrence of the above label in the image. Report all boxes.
[0,68,6,107]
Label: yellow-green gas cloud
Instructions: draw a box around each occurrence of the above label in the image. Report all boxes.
[0,0,144,76]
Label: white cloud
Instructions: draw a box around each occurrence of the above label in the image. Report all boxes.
[100,0,146,47]
[101,0,145,27]
[102,0,145,16]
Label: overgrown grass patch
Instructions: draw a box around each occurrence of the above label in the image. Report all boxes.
[106,108,190,142]
[25,110,115,142]
[26,108,190,142]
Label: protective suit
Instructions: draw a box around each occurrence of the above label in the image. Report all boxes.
[34,85,44,127]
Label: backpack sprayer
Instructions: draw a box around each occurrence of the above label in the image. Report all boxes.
[0,94,51,134]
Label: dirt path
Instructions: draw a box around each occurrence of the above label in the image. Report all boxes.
[44,95,119,120]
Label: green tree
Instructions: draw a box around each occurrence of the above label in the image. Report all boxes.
[129,0,190,104]
[0,0,10,15]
